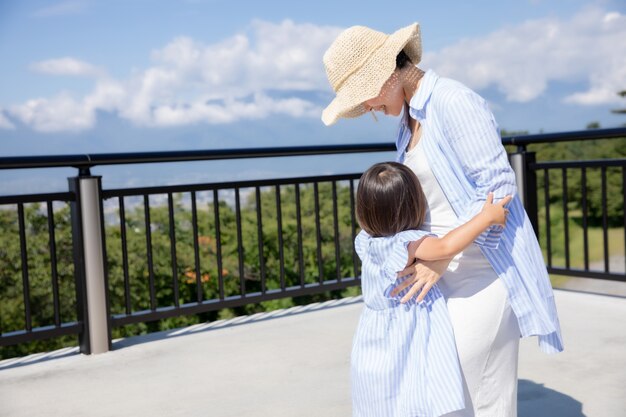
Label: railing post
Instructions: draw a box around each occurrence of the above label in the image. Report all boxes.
[509,147,539,237]
[69,169,112,354]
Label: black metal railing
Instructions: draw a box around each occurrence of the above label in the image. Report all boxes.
[0,192,81,347]
[534,159,626,281]
[500,127,626,281]
[0,127,624,355]
[100,174,361,329]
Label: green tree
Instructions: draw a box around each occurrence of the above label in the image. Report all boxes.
[0,203,77,358]
[611,90,626,115]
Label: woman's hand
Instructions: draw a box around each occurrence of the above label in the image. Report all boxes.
[390,258,452,303]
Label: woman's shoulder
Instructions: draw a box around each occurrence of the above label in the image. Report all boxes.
[434,74,473,94]
[433,77,486,106]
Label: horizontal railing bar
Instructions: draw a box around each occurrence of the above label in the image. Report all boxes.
[0,192,75,205]
[532,158,626,170]
[2,128,624,171]
[0,144,396,170]
[110,278,361,327]
[101,173,362,198]
[502,127,626,147]
[547,267,626,282]
[0,322,82,347]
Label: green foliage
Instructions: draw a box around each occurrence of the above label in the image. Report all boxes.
[0,203,77,358]
[531,137,626,225]
[504,134,626,225]
[1,183,362,359]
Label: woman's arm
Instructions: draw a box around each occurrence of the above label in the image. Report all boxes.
[440,88,518,248]
[415,193,511,260]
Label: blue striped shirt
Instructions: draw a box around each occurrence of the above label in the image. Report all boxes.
[352,229,465,417]
[396,69,564,354]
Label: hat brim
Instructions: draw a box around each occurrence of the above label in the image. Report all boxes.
[322,23,422,126]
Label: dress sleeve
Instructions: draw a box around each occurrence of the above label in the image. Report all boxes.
[382,230,431,282]
[354,229,370,261]
[441,89,518,249]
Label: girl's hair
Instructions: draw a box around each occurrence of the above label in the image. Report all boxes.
[396,50,412,69]
[356,162,427,237]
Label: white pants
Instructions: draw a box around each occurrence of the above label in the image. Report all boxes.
[439,245,521,417]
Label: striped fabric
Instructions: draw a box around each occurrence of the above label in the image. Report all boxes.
[352,229,465,417]
[396,69,564,354]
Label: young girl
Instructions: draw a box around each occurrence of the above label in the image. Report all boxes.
[352,161,511,417]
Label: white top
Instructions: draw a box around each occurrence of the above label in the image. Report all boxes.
[404,138,490,273]
[404,138,457,236]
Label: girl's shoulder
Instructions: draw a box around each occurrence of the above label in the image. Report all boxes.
[355,229,430,263]
[356,229,427,247]
[391,229,430,243]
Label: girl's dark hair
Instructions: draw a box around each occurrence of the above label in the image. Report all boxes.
[396,49,412,69]
[356,162,427,237]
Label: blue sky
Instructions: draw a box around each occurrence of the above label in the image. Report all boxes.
[1,0,625,194]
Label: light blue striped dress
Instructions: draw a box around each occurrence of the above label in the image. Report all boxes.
[396,69,564,354]
[352,229,465,417]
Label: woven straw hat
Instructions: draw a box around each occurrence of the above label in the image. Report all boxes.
[321,23,422,126]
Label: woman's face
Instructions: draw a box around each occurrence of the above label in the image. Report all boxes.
[363,70,406,117]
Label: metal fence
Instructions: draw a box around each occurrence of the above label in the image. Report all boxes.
[537,159,625,281]
[502,128,626,282]
[1,127,624,355]
[0,192,79,347]
[102,174,362,332]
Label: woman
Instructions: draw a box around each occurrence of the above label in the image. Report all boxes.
[322,23,563,416]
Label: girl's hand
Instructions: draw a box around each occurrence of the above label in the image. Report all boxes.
[480,193,512,226]
[390,258,452,303]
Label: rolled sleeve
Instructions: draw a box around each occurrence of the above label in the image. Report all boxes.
[442,90,517,248]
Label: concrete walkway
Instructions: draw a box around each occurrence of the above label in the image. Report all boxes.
[1,290,625,417]
[556,256,626,297]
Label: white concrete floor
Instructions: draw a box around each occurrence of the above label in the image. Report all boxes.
[1,290,625,417]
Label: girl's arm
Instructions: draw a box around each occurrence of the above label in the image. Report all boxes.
[415,193,511,261]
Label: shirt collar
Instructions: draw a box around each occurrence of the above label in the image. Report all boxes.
[401,69,439,126]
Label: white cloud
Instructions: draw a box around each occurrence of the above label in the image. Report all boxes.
[9,93,94,133]
[6,19,340,132]
[30,57,105,78]
[13,9,624,134]
[84,78,127,112]
[118,19,340,128]
[423,8,626,105]
[150,20,340,94]
[151,94,321,127]
[564,59,626,105]
[603,12,621,23]
[247,19,340,91]
[6,78,126,133]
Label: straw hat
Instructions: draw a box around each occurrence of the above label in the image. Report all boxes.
[322,23,422,126]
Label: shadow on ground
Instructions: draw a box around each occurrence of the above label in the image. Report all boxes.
[518,379,585,417]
